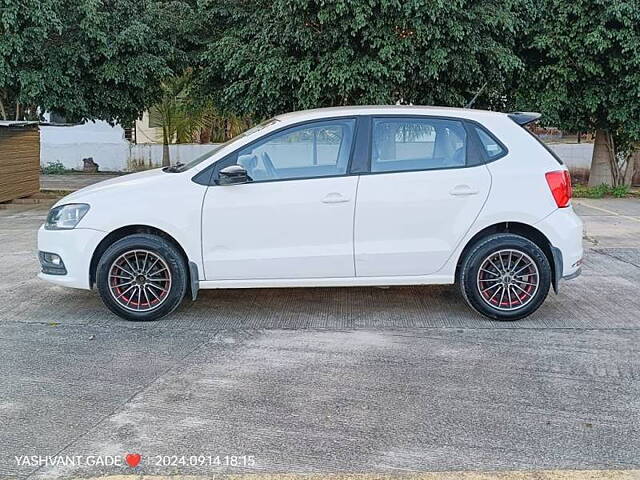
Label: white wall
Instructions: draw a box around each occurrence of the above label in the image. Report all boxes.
[128,144,217,170]
[40,121,219,171]
[40,121,129,171]
[548,143,593,170]
[548,143,593,182]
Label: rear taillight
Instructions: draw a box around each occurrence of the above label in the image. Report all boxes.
[545,170,572,208]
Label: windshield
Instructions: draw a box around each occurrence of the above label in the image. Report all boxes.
[168,118,280,172]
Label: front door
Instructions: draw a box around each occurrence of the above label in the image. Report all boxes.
[201,118,358,280]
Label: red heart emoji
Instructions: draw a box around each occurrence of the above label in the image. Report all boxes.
[125,453,141,468]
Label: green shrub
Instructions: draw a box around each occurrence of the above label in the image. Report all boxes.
[41,161,67,175]
[610,185,631,198]
[573,183,630,198]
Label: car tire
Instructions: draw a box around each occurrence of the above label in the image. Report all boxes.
[96,233,188,321]
[459,233,551,321]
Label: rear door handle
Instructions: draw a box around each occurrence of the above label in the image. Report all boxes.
[449,185,479,196]
[322,192,350,204]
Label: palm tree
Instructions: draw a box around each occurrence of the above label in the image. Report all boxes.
[151,72,255,167]
[151,71,203,167]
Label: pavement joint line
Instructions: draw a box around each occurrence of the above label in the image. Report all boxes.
[23,329,224,480]
[5,321,640,332]
[574,200,640,223]
[592,249,640,270]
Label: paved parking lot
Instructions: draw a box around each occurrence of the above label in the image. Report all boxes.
[1,198,639,479]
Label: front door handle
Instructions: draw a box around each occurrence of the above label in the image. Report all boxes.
[322,192,350,204]
[449,185,479,196]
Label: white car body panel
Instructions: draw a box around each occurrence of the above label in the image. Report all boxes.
[52,168,208,281]
[37,105,583,296]
[201,176,358,280]
[37,226,107,289]
[354,165,491,277]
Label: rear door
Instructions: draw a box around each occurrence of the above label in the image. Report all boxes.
[354,116,493,277]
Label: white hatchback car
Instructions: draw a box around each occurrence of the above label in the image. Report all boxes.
[38,106,583,321]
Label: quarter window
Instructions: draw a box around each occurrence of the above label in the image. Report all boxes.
[235,119,356,182]
[474,126,505,160]
[371,118,467,173]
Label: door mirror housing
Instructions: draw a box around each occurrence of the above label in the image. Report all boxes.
[217,164,250,185]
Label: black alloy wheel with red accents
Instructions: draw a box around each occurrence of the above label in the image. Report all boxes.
[459,233,551,321]
[96,234,188,321]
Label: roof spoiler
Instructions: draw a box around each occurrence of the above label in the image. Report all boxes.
[508,112,542,126]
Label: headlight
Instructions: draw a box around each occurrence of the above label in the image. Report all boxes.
[45,204,90,230]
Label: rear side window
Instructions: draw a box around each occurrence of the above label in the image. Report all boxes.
[371,118,467,173]
[474,126,506,160]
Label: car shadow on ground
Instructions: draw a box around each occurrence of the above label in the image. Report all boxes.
[7,251,640,331]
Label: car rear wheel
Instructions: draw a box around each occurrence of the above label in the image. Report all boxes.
[459,233,551,321]
[96,234,188,321]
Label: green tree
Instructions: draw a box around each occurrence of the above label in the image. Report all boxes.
[0,0,196,124]
[196,0,529,119]
[151,72,194,166]
[516,0,640,186]
[150,71,254,166]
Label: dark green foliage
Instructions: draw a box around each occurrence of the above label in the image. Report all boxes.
[517,0,640,149]
[0,0,197,124]
[573,183,631,198]
[197,0,529,118]
[41,161,68,175]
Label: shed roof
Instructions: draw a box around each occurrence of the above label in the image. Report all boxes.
[0,121,40,128]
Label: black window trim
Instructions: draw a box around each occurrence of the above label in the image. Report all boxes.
[359,114,509,176]
[193,116,362,186]
[192,113,510,185]
[470,121,509,164]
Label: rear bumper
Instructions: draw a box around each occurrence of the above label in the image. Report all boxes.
[37,225,107,290]
[535,205,584,283]
[563,266,582,281]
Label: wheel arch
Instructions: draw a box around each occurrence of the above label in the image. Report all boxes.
[455,222,560,293]
[89,225,192,291]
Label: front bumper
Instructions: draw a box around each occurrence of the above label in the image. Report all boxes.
[37,226,107,290]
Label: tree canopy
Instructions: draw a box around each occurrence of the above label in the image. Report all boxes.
[517,0,640,142]
[0,0,196,124]
[516,0,640,185]
[1,0,639,184]
[197,0,530,118]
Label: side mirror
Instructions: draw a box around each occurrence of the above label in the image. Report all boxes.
[217,165,250,185]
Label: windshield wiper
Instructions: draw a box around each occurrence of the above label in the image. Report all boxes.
[163,162,185,173]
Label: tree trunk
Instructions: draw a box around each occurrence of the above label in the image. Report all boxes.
[625,148,640,186]
[161,126,171,167]
[588,129,615,187]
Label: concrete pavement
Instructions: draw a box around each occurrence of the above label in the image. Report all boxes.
[39,174,123,192]
[68,472,640,480]
[0,199,639,479]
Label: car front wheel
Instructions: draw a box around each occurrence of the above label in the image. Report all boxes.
[459,233,551,321]
[96,233,188,321]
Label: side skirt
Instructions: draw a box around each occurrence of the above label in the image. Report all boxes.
[199,275,454,290]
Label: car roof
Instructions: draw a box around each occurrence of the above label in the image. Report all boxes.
[274,105,509,124]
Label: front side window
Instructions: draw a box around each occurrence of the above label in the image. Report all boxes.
[235,119,356,182]
[173,118,279,173]
[371,117,467,173]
